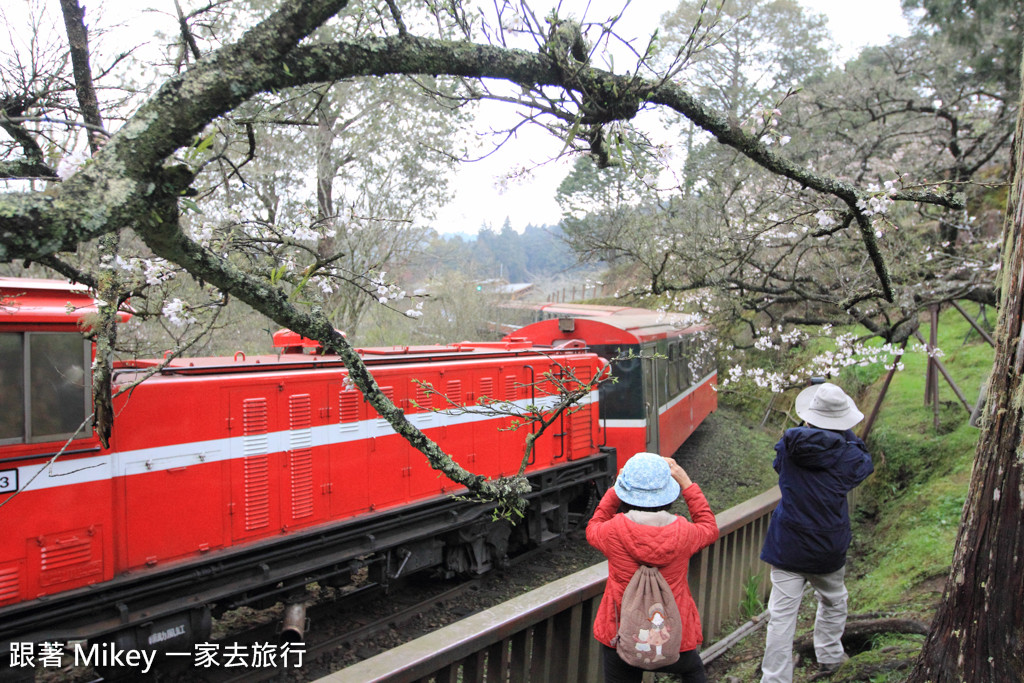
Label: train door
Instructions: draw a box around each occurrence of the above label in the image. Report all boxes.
[366,382,411,509]
[566,363,595,460]
[408,370,447,499]
[642,352,660,453]
[123,445,226,568]
[328,383,370,518]
[280,382,329,530]
[507,366,544,470]
[228,386,282,542]
[487,367,529,473]
[472,371,503,476]
[415,369,497,488]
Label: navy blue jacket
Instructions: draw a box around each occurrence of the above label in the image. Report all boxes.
[760,426,874,574]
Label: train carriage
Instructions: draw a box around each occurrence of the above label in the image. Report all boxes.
[504,302,718,470]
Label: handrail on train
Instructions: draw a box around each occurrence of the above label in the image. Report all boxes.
[325,486,792,683]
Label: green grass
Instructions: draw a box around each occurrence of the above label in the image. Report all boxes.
[740,572,767,618]
[853,475,967,609]
[852,303,993,615]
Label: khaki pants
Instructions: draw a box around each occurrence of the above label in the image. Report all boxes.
[760,566,848,683]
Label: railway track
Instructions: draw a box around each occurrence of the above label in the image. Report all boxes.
[74,542,587,683]
[198,579,483,683]
[191,546,563,682]
[65,578,481,683]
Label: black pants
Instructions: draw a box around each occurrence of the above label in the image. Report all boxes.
[601,645,707,683]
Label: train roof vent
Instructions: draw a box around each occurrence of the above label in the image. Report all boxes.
[272,328,345,354]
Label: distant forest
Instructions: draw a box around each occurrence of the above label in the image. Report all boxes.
[411,222,580,284]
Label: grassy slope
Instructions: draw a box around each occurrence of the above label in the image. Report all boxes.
[703,304,994,682]
[854,311,991,614]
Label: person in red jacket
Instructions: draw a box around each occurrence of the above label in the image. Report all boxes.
[587,451,719,683]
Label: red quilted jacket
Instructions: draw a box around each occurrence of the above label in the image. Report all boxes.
[586,484,719,652]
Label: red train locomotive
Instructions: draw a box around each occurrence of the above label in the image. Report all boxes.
[0,278,613,665]
[0,281,715,670]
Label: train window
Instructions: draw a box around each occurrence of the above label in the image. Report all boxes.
[678,338,692,390]
[0,332,91,444]
[686,335,713,383]
[0,333,26,442]
[667,342,680,397]
[592,344,644,420]
[30,333,91,441]
[654,341,670,406]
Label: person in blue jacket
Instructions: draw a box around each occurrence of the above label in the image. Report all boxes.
[759,382,874,682]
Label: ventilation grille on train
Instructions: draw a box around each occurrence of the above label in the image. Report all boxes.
[377,387,395,429]
[289,393,314,519]
[339,391,360,432]
[446,380,462,405]
[242,397,271,531]
[0,564,20,604]
[38,532,100,587]
[505,375,518,403]
[414,382,434,425]
[479,377,494,403]
[571,369,593,455]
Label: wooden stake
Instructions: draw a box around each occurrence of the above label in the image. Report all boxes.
[861,339,909,440]
[914,328,973,415]
[950,300,996,347]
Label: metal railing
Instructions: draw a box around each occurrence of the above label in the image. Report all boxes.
[322,486,783,683]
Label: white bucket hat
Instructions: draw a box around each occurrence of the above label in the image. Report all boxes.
[795,382,864,431]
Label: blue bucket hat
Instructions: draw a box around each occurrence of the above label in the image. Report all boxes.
[614,452,680,508]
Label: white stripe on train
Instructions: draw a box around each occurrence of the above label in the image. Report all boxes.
[10,390,600,492]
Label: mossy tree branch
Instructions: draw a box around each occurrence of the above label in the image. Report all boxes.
[0,4,967,512]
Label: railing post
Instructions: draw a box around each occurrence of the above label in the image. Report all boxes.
[462,651,485,681]
[485,640,508,680]
[578,598,602,682]
[510,630,529,683]
[529,621,552,681]
[547,609,573,681]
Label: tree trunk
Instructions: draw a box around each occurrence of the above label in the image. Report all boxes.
[906,48,1024,682]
